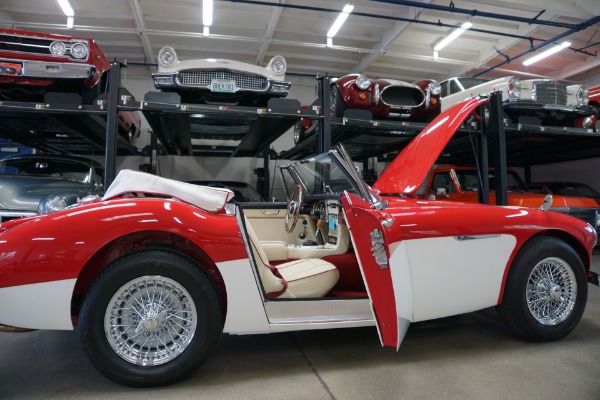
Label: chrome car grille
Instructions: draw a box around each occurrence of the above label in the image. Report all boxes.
[533,81,567,105]
[0,33,87,61]
[0,34,52,56]
[179,69,269,91]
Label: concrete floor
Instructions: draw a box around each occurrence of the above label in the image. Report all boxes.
[1,251,599,400]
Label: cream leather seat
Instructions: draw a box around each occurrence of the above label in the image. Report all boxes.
[244,217,339,299]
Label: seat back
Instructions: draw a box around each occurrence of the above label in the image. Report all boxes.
[244,217,286,295]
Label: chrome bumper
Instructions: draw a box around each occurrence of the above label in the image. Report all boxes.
[0,58,95,80]
[152,72,291,96]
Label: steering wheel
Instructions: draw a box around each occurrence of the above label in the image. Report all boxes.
[285,184,303,233]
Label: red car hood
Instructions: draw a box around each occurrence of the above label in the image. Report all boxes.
[373,97,489,195]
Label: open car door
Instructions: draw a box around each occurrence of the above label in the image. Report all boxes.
[341,192,408,349]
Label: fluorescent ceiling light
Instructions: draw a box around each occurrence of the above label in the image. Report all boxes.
[57,0,74,17]
[203,26,210,36]
[434,22,472,51]
[523,41,571,66]
[67,16,74,29]
[327,4,354,38]
[203,0,213,26]
[327,37,333,47]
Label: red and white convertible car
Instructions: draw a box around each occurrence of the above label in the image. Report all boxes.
[0,97,598,387]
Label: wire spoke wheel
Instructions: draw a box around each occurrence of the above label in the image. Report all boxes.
[105,275,197,366]
[526,257,576,326]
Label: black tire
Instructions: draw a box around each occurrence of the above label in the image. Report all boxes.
[330,85,346,117]
[78,250,221,387]
[293,120,306,144]
[81,81,102,105]
[496,236,588,342]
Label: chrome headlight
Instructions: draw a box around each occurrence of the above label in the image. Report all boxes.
[269,56,286,74]
[428,80,441,96]
[50,41,67,56]
[38,196,68,215]
[576,85,589,106]
[508,77,521,101]
[355,74,371,90]
[595,211,600,228]
[70,42,88,59]
[158,46,177,66]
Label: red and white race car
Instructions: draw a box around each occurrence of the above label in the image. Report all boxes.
[0,97,597,387]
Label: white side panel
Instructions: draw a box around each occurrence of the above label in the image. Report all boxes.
[0,279,76,330]
[388,241,415,322]
[217,258,270,334]
[266,298,375,332]
[390,235,516,322]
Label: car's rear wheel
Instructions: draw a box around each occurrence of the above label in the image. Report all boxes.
[78,250,221,387]
[496,237,587,341]
[330,85,346,117]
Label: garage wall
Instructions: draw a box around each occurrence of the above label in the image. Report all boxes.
[531,158,600,190]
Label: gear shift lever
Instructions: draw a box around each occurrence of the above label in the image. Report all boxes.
[302,219,323,246]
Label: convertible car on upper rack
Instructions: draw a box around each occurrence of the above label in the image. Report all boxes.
[0,97,598,388]
[294,74,441,144]
[152,46,291,106]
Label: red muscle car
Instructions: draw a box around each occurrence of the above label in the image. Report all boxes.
[0,28,110,104]
[0,97,597,388]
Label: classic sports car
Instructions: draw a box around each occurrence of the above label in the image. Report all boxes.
[0,97,598,388]
[152,46,291,105]
[0,28,110,104]
[0,153,104,223]
[440,77,595,127]
[294,74,441,144]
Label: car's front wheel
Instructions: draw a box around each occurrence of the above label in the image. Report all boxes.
[496,237,587,342]
[78,250,221,387]
[293,120,306,144]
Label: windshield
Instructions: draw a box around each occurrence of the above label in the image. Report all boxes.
[279,148,370,200]
[455,169,529,192]
[457,78,488,90]
[0,157,92,183]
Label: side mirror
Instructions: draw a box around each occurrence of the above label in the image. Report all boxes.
[540,194,553,211]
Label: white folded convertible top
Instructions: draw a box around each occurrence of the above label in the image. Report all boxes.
[102,169,234,212]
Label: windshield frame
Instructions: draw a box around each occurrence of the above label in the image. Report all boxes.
[279,144,377,205]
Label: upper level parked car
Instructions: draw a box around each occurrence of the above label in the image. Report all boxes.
[294,74,441,144]
[152,46,291,106]
[440,76,595,127]
[0,28,110,104]
[0,153,104,223]
[0,97,597,387]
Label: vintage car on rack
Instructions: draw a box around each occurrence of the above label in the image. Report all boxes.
[294,74,441,144]
[423,165,600,241]
[0,97,598,387]
[152,46,291,106]
[0,28,110,104]
[0,153,104,223]
[440,76,595,128]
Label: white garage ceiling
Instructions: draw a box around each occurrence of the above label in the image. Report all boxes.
[1,0,599,86]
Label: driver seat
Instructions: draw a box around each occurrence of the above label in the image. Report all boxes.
[244,217,339,298]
